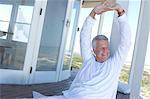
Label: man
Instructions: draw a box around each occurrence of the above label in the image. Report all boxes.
[33,1,131,99]
[62,1,131,99]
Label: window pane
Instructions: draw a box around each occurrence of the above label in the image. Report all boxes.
[0,4,12,21]
[0,21,9,39]
[36,47,58,71]
[119,0,141,84]
[0,37,28,70]
[63,52,71,70]
[16,5,34,24]
[13,23,30,43]
[0,4,33,70]
[0,21,9,32]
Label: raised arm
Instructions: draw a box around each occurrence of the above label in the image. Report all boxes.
[80,13,95,61]
[111,4,131,67]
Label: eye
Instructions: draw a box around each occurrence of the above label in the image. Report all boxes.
[102,47,109,51]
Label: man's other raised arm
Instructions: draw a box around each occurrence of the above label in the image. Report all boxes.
[80,11,96,61]
[111,9,131,68]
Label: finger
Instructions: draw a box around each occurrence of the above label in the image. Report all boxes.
[105,1,115,8]
[106,6,115,10]
[102,1,108,5]
[104,1,112,6]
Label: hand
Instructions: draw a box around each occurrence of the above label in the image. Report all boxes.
[90,1,125,19]
[94,1,114,15]
[90,1,113,19]
[103,2,125,16]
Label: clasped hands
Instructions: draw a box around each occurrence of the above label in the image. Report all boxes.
[90,1,124,18]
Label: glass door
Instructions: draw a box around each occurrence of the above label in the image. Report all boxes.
[29,0,70,84]
[0,0,45,84]
[59,0,82,81]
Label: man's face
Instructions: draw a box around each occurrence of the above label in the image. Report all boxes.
[93,40,110,62]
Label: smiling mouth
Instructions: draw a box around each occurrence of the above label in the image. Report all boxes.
[102,56,108,60]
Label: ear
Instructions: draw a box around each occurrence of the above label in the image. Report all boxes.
[92,49,96,56]
[93,48,96,53]
[93,48,95,51]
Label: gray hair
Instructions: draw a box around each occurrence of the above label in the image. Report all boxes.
[92,35,108,48]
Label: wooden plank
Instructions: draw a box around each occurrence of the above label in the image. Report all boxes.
[82,0,116,8]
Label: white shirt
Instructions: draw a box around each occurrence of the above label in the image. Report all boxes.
[63,14,131,99]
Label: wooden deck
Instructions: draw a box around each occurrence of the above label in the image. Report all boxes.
[0,70,129,99]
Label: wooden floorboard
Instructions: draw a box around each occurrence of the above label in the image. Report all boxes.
[0,70,129,99]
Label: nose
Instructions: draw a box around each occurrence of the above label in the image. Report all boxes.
[101,52,106,56]
[101,48,108,56]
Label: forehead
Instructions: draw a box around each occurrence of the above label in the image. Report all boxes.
[95,40,109,47]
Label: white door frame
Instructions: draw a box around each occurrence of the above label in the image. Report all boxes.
[29,0,72,84]
[25,0,48,84]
